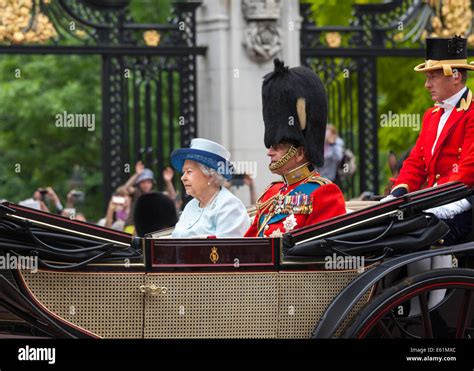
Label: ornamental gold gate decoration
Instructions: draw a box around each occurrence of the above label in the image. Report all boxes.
[0,0,205,204]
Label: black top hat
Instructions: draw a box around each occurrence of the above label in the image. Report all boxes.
[262,59,328,167]
[414,35,474,75]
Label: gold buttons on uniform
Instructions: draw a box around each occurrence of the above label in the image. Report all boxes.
[436,174,441,179]
[265,225,269,230]
[458,147,462,153]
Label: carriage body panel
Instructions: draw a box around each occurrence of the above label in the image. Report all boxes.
[1,182,473,339]
[5,237,371,338]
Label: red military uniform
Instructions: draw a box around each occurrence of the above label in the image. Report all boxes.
[245,164,346,237]
[393,88,474,193]
[249,59,346,238]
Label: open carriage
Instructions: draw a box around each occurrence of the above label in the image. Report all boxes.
[1,182,474,339]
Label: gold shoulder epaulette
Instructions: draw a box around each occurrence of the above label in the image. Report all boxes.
[307,175,332,186]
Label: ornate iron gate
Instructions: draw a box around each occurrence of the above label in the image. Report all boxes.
[299,0,466,196]
[0,0,205,204]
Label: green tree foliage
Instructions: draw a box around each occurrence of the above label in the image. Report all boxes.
[0,54,102,220]
[0,0,173,221]
[130,0,171,24]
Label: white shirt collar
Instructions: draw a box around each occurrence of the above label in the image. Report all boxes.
[436,86,467,110]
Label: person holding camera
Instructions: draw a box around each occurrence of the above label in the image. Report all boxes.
[24,188,50,212]
[105,187,131,230]
[31,186,63,213]
[59,189,86,219]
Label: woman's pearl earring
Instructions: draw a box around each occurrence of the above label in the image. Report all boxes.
[207,182,211,186]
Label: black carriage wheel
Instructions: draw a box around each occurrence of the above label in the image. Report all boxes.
[343,268,474,339]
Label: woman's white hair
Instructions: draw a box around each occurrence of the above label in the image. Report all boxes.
[197,163,226,186]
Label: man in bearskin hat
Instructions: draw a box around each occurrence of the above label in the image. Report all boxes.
[245,59,346,238]
[388,35,474,245]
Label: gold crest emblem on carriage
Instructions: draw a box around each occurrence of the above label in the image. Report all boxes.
[210,246,219,264]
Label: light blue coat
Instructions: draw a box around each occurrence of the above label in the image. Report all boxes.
[172,187,250,238]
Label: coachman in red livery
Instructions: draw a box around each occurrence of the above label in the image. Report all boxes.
[390,36,474,244]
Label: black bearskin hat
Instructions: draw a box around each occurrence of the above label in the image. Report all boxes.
[262,59,328,167]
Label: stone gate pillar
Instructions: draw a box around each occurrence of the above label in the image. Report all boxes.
[196,0,301,202]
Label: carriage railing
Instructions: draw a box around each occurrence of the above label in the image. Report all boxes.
[285,181,472,246]
[0,202,141,270]
[0,181,471,270]
[0,202,132,247]
[279,182,473,265]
